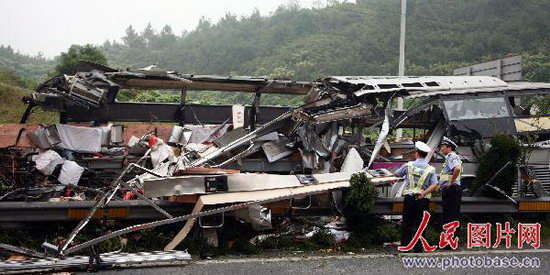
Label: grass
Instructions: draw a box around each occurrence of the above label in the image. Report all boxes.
[0,82,58,124]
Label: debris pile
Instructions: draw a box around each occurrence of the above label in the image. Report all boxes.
[0,118,392,203]
[0,123,160,201]
[2,62,550,263]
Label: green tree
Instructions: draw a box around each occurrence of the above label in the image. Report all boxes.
[0,69,22,86]
[122,25,146,49]
[142,23,157,47]
[524,52,550,82]
[54,44,107,75]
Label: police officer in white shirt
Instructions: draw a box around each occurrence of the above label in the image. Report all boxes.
[394,141,439,253]
[439,137,463,241]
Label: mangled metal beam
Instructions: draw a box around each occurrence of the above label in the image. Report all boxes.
[0,250,192,273]
[61,174,398,256]
[186,111,293,168]
[27,70,305,124]
[293,103,372,124]
[109,72,313,94]
[61,181,348,255]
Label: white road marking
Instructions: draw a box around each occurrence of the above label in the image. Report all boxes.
[192,248,549,265]
[193,254,394,264]
[406,248,550,257]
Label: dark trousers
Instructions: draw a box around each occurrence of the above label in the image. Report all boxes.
[401,195,430,253]
[442,184,462,237]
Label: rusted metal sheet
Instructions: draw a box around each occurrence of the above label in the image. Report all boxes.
[123,124,174,144]
[0,124,39,148]
[0,124,178,148]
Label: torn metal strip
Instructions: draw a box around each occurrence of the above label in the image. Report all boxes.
[0,250,191,273]
[424,120,446,162]
[366,96,395,169]
[309,103,372,124]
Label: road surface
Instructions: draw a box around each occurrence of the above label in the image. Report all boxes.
[91,249,549,274]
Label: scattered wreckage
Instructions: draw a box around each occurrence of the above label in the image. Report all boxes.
[2,61,550,269]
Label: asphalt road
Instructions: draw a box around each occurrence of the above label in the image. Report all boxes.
[92,249,550,275]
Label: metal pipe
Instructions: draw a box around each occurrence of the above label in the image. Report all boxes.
[130,163,165,178]
[59,148,152,254]
[62,184,350,255]
[473,161,512,197]
[396,0,407,140]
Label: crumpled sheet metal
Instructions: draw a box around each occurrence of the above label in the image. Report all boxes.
[235,204,272,231]
[340,147,364,173]
[187,123,230,144]
[367,113,389,169]
[167,126,193,145]
[150,142,176,168]
[187,111,293,168]
[296,125,330,158]
[262,137,293,163]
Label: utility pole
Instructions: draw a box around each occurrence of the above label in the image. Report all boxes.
[396,0,406,141]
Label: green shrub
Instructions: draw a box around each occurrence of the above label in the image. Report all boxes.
[344,172,377,215]
[343,172,378,231]
[343,217,400,249]
[340,173,399,248]
[473,134,521,196]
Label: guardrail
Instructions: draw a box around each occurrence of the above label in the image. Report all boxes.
[0,197,548,224]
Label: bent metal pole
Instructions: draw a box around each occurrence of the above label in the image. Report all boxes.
[61,181,351,256]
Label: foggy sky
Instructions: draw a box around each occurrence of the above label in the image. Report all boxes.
[0,0,321,58]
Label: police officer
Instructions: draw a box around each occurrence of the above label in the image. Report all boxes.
[439,137,463,239]
[394,141,439,253]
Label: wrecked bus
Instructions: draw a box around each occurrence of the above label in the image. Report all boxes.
[1,62,550,258]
